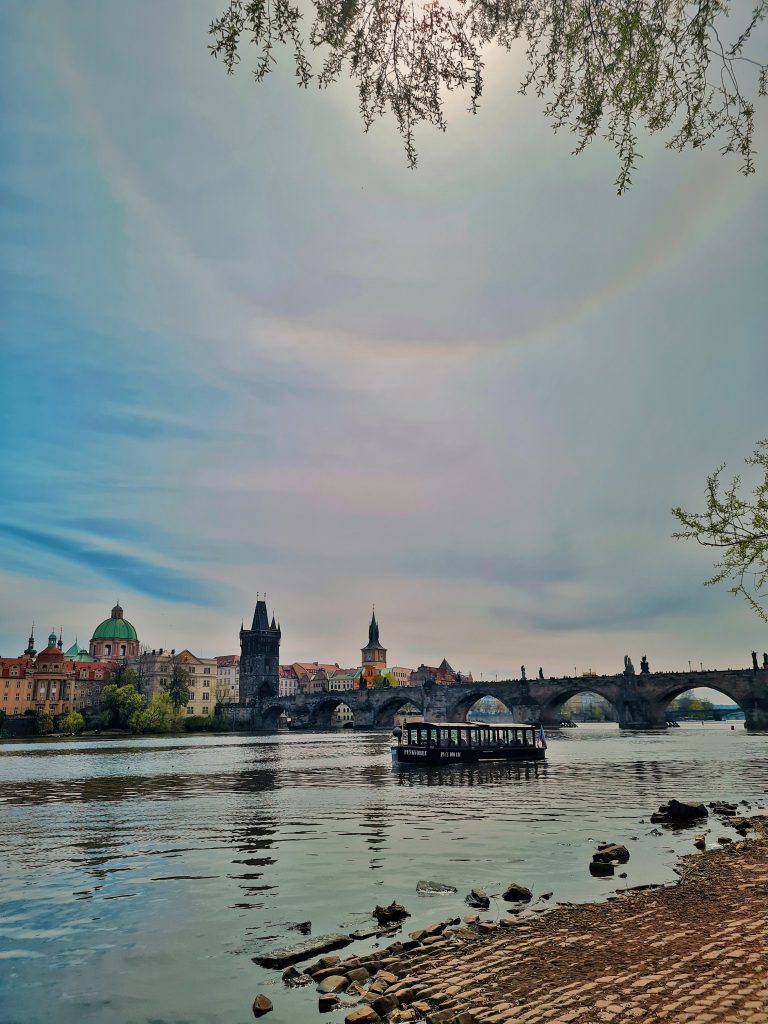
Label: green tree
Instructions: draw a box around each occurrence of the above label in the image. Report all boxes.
[60,710,86,736]
[110,663,139,689]
[163,664,192,712]
[100,683,147,728]
[210,0,767,191]
[35,710,54,735]
[370,672,392,689]
[673,440,768,622]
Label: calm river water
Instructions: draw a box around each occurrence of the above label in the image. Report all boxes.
[1,723,766,1024]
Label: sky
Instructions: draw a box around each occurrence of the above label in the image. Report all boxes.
[1,1,766,684]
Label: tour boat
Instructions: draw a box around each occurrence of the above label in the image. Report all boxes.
[391,721,547,765]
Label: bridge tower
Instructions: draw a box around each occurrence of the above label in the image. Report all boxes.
[239,597,281,705]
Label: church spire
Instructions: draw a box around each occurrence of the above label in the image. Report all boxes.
[24,623,36,658]
[369,607,379,647]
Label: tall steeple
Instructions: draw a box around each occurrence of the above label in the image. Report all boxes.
[24,624,36,658]
[361,606,387,668]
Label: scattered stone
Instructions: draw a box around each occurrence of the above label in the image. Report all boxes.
[478,921,498,932]
[287,920,312,934]
[589,861,615,877]
[376,970,399,986]
[465,887,490,909]
[539,891,553,900]
[694,834,706,849]
[345,1008,381,1024]
[650,812,669,824]
[718,836,733,844]
[318,975,349,994]
[416,880,458,895]
[371,993,399,1016]
[252,994,273,1018]
[618,872,628,878]
[666,799,708,820]
[254,934,351,969]
[463,914,480,925]
[408,928,428,942]
[319,994,339,1013]
[501,883,532,902]
[281,966,312,988]
[374,902,410,925]
[593,844,630,864]
[346,967,370,983]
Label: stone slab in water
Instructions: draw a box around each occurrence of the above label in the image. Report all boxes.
[254,934,352,969]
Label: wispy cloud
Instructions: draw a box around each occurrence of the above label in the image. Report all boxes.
[0,524,220,606]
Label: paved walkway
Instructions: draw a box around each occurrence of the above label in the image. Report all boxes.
[334,820,768,1024]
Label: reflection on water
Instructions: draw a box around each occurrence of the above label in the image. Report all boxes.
[1,725,767,1024]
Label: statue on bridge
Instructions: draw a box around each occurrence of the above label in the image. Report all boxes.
[538,667,544,680]
[520,665,527,682]
[763,653,768,670]
[752,651,759,672]
[640,655,649,675]
[623,655,635,676]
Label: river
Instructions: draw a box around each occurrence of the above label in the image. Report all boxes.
[1,723,766,1024]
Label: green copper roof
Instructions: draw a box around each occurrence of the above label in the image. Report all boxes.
[64,642,96,662]
[92,604,138,642]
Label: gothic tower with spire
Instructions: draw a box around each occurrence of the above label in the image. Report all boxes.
[361,608,387,670]
[239,596,281,704]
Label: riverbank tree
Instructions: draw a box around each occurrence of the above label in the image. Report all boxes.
[209,0,767,191]
[673,439,768,622]
[162,663,192,712]
[59,710,86,736]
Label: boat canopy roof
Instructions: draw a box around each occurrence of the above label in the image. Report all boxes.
[405,721,536,730]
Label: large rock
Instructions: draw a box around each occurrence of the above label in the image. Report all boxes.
[345,1008,381,1024]
[589,861,614,877]
[373,901,410,925]
[416,880,457,895]
[666,800,708,820]
[502,883,532,903]
[254,934,352,969]
[592,844,630,864]
[252,994,273,1018]
[318,975,349,994]
[465,887,490,910]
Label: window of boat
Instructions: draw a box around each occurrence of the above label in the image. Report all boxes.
[439,728,450,747]
[512,729,522,744]
[459,729,471,747]
[449,728,460,746]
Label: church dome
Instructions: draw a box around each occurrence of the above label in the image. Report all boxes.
[91,604,138,642]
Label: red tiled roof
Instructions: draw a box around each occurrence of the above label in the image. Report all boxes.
[216,655,240,666]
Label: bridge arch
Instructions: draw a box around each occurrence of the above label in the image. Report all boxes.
[447,691,517,723]
[372,695,423,729]
[656,684,746,723]
[261,703,287,729]
[309,696,349,729]
[539,686,620,727]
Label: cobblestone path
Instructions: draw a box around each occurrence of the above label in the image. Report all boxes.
[328,825,768,1024]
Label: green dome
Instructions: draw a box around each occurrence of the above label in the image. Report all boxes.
[91,604,138,642]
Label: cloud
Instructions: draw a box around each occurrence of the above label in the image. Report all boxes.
[0,523,220,606]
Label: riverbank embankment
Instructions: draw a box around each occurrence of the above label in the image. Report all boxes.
[314,818,768,1024]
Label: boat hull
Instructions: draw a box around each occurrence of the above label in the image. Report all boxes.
[392,745,546,765]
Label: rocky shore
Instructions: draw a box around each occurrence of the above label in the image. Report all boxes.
[259,810,768,1023]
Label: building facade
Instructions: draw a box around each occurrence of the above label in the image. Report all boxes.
[239,599,281,704]
[216,655,240,702]
[129,648,217,716]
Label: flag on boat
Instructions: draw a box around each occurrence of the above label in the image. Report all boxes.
[536,724,547,750]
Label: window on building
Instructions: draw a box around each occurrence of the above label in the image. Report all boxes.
[105,645,112,656]
[186,706,194,714]
[203,667,210,674]
[202,693,209,701]
[120,645,126,657]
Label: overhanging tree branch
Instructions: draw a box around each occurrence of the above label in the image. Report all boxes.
[209,0,767,191]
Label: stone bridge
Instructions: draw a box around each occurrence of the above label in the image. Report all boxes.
[226,667,768,731]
